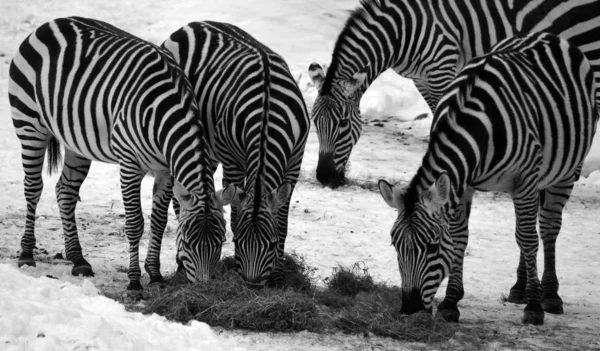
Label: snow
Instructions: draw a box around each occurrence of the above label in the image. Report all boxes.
[1,0,600,350]
[0,264,243,351]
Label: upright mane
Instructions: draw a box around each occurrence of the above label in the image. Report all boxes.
[320,0,386,95]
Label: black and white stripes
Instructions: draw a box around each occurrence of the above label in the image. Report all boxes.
[378,32,598,325]
[9,17,231,289]
[163,21,310,285]
[309,0,600,189]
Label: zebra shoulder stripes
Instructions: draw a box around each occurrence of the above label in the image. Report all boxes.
[8,17,233,289]
[163,21,310,285]
[309,0,600,189]
[378,32,598,325]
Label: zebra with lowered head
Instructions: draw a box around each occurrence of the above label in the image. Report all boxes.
[308,0,600,314]
[309,0,600,189]
[162,21,310,285]
[8,17,234,289]
[378,31,598,325]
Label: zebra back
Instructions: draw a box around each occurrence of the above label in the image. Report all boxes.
[163,21,310,284]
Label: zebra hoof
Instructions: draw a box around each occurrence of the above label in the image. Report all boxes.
[437,307,460,323]
[17,252,36,267]
[149,275,165,285]
[542,298,564,314]
[522,303,544,325]
[126,281,144,291]
[72,265,94,277]
[507,288,526,304]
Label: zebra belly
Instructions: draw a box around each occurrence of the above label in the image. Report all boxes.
[39,111,120,164]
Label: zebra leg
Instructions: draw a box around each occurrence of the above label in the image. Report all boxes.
[507,178,575,309]
[119,164,145,291]
[171,196,184,276]
[17,135,49,268]
[537,177,577,314]
[144,172,174,284]
[272,179,297,286]
[513,185,544,325]
[507,254,528,304]
[55,150,93,276]
[437,187,474,323]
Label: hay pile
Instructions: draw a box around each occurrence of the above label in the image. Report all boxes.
[137,254,455,342]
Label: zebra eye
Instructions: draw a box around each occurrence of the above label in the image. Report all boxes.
[427,242,439,254]
[339,119,350,127]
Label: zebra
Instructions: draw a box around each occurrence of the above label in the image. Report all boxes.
[162,21,310,285]
[308,0,600,188]
[308,0,600,313]
[377,31,598,325]
[8,17,234,290]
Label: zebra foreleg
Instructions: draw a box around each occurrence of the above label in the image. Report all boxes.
[267,187,294,286]
[436,188,474,323]
[55,150,93,276]
[119,165,145,291]
[513,185,544,325]
[144,172,174,284]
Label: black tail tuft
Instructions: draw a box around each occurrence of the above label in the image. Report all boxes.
[46,136,62,176]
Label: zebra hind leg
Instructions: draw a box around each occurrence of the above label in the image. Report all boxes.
[513,184,544,325]
[56,150,93,276]
[144,172,175,284]
[17,134,51,268]
[507,178,575,312]
[537,178,577,314]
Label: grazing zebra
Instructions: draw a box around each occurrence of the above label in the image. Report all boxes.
[309,0,600,189]
[8,17,234,289]
[308,0,600,313]
[162,21,310,285]
[377,32,598,325]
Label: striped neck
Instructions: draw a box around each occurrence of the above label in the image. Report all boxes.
[321,0,412,98]
[408,111,483,212]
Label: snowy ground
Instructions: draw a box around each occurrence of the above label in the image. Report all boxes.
[1,1,600,350]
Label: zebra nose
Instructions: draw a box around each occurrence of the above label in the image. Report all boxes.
[244,275,265,287]
[400,289,425,314]
[316,153,336,186]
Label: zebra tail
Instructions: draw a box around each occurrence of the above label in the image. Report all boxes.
[46,136,62,176]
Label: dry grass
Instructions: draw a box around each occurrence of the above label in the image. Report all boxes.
[127,253,456,342]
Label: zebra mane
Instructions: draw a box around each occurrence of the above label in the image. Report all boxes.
[253,52,272,219]
[402,175,422,215]
[320,0,386,95]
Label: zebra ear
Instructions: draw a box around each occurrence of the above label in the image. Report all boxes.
[423,173,451,212]
[173,181,196,209]
[378,179,404,210]
[341,67,368,98]
[266,182,293,211]
[212,183,240,208]
[308,62,325,90]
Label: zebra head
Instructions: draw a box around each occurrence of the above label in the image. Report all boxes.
[173,182,235,283]
[378,173,454,314]
[309,63,367,189]
[228,182,293,285]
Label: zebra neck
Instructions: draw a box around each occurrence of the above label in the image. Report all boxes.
[321,0,404,97]
[412,146,473,212]
[161,115,215,195]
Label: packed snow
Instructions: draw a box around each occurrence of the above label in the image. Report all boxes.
[1,0,599,350]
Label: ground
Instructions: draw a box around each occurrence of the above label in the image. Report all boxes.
[1,1,599,350]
